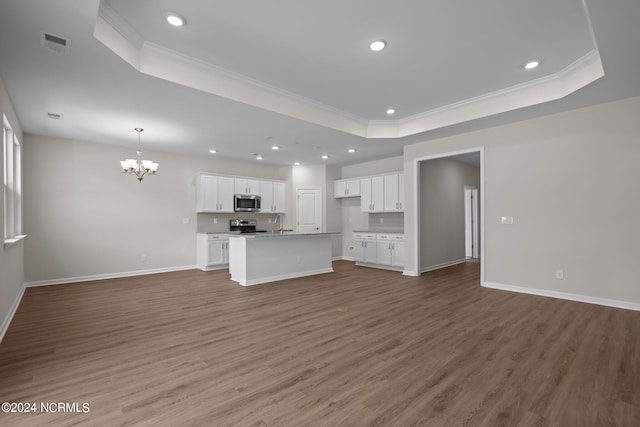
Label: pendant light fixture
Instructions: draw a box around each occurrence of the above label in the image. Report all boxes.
[119,128,158,182]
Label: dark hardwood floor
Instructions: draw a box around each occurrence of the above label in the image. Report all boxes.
[0,261,638,426]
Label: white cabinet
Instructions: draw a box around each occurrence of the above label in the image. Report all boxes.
[353,233,377,264]
[334,179,360,198]
[196,175,235,213]
[235,178,261,195]
[197,233,229,270]
[376,234,405,267]
[360,176,384,212]
[353,232,404,269]
[383,174,404,212]
[260,180,286,213]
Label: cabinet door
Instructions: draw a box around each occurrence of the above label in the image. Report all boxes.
[383,174,399,212]
[234,178,248,194]
[346,179,360,197]
[398,174,404,212]
[207,240,226,265]
[260,181,274,213]
[371,176,384,212]
[197,175,218,212]
[364,241,377,263]
[391,241,404,267]
[218,176,235,212]
[334,180,347,198]
[376,241,392,265]
[273,182,286,213]
[360,178,371,212]
[353,239,364,262]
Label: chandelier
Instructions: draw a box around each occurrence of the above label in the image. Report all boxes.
[119,128,158,182]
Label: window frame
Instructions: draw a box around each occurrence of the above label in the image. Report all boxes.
[3,114,25,245]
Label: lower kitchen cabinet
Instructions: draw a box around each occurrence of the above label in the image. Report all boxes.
[197,233,229,271]
[353,232,404,270]
[353,233,377,264]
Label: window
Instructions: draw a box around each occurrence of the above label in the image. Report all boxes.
[3,114,24,244]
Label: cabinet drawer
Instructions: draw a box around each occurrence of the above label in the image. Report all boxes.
[206,234,229,241]
[354,233,376,240]
[377,233,404,241]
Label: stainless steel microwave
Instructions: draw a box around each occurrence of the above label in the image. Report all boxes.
[234,194,261,212]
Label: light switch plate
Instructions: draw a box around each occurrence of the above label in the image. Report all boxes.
[501,216,514,225]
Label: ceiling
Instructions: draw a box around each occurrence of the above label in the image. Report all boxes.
[0,0,638,167]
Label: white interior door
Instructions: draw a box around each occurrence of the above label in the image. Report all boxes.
[464,186,479,258]
[297,187,322,233]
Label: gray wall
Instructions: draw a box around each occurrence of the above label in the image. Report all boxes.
[419,158,480,270]
[23,134,282,283]
[0,77,24,338]
[404,96,640,305]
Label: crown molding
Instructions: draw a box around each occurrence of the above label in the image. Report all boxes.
[94,7,604,140]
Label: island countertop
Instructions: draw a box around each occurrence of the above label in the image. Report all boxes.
[228,231,340,239]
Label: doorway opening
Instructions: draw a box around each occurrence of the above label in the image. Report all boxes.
[414,149,483,281]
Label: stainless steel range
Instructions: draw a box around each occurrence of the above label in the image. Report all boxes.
[229,219,266,233]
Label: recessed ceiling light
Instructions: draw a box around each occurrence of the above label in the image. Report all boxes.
[294,162,300,166]
[256,155,263,160]
[209,149,217,154]
[386,108,396,115]
[524,60,540,70]
[348,148,356,153]
[166,13,185,27]
[271,145,280,150]
[370,40,387,52]
[322,155,329,159]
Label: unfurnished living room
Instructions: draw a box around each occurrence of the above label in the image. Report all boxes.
[1,1,639,426]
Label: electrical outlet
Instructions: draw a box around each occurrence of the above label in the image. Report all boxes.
[501,216,514,225]
[213,218,218,224]
[141,254,148,263]
[182,218,190,225]
[380,217,384,223]
[556,269,564,280]
[348,245,354,252]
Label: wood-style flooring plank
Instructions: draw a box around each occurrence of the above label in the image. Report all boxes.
[1,261,639,426]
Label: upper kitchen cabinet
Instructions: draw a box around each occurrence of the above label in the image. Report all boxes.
[260,180,286,213]
[196,174,235,213]
[383,174,404,212]
[334,178,360,198]
[361,176,384,212]
[234,178,261,195]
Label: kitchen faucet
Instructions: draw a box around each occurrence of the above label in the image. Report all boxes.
[274,214,283,231]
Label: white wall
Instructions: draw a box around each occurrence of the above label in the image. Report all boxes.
[23,134,282,283]
[404,96,640,306]
[0,77,25,340]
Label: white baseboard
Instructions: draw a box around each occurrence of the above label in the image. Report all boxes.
[24,265,198,288]
[334,256,354,261]
[0,284,26,343]
[483,281,640,312]
[420,258,466,273]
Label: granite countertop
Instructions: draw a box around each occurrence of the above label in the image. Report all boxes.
[352,230,404,234]
[229,231,340,239]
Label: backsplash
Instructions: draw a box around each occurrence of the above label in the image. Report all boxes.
[367,212,404,232]
[197,213,286,233]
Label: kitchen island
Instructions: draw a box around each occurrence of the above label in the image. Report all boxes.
[228,231,339,286]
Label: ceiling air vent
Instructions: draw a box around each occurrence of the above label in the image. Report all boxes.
[46,112,63,120]
[40,31,71,54]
